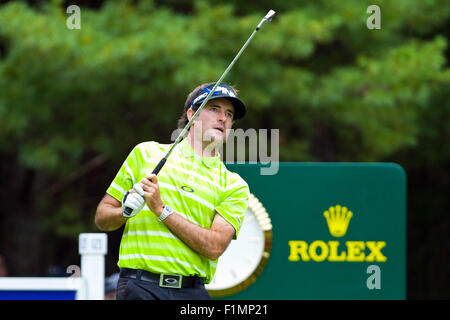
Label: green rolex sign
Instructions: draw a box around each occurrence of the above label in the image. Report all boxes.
[219,163,406,300]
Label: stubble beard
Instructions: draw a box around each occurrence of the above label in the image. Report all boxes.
[191,122,227,157]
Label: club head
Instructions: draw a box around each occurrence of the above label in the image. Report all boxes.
[265,9,276,22]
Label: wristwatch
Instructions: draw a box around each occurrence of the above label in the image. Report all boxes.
[158,204,174,222]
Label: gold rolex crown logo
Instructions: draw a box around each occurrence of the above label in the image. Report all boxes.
[323,205,353,237]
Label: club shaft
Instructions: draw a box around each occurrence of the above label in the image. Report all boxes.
[155,11,275,174]
[123,10,275,215]
[158,27,260,168]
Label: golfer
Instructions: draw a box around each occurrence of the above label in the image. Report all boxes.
[95,82,249,300]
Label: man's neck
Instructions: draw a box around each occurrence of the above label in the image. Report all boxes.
[187,132,220,158]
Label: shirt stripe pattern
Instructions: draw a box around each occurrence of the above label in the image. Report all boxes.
[106,139,249,283]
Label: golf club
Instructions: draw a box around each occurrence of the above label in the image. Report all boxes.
[124,9,276,216]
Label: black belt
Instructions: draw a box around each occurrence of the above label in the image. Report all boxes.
[119,268,201,289]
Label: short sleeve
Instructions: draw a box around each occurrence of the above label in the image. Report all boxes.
[106,145,141,202]
[215,177,250,240]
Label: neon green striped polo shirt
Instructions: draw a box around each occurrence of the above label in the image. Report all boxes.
[106,138,249,283]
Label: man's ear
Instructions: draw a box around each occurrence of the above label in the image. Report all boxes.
[187,108,195,122]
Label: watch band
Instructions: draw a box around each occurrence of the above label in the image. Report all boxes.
[158,205,174,222]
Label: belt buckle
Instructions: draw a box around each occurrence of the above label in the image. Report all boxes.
[159,274,182,288]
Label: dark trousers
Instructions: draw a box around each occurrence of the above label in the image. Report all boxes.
[116,272,212,300]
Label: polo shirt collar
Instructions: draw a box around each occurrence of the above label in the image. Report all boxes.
[178,138,220,168]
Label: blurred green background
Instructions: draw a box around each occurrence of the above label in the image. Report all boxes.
[0,0,448,299]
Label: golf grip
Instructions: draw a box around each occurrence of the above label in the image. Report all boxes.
[151,157,167,175]
[123,157,167,216]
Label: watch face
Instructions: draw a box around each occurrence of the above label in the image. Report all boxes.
[206,193,272,297]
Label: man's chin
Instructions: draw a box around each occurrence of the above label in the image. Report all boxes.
[203,134,226,152]
[204,131,226,143]
[205,138,224,147]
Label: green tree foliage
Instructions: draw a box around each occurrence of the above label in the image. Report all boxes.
[0,0,448,296]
